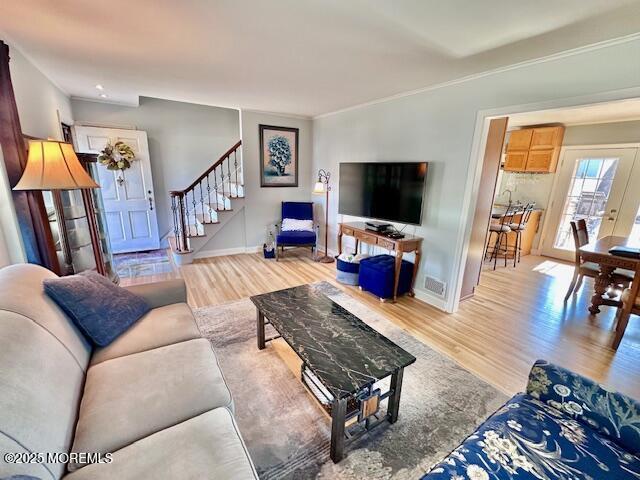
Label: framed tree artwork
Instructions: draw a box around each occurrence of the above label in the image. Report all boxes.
[259,124,299,187]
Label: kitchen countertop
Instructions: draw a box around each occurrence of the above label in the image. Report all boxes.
[491,204,544,219]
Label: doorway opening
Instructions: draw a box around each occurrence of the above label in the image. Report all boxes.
[460,97,640,302]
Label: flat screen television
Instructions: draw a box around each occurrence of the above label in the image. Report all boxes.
[338,162,428,225]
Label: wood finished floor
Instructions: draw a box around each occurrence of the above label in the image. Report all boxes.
[121,250,640,398]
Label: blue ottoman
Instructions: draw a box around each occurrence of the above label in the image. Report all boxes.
[359,254,413,300]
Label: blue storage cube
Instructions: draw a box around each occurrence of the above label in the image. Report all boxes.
[336,257,360,285]
[359,254,413,299]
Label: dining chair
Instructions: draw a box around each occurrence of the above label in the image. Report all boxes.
[564,219,634,301]
[613,272,640,350]
[484,203,516,270]
[508,202,535,267]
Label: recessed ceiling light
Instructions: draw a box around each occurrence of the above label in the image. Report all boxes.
[95,84,104,90]
[99,93,108,98]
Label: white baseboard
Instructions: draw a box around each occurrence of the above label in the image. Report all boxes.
[194,245,261,260]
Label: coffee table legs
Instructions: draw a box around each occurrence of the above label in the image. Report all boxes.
[257,310,266,350]
[388,368,404,423]
[330,397,348,463]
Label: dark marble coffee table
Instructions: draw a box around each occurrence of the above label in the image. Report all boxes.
[250,284,416,463]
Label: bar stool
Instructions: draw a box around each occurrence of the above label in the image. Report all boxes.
[485,204,516,270]
[508,202,535,267]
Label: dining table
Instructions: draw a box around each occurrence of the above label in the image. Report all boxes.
[579,235,640,314]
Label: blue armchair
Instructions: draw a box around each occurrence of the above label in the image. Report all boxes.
[422,359,640,479]
[275,202,318,260]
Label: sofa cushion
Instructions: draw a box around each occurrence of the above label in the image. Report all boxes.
[0,264,91,370]
[69,338,232,471]
[91,303,201,365]
[0,311,85,480]
[526,359,640,456]
[422,393,640,479]
[277,230,316,245]
[43,272,150,347]
[65,408,257,480]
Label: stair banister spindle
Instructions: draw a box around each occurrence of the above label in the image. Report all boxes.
[227,155,232,203]
[179,193,188,251]
[221,161,226,203]
[234,150,238,197]
[213,167,220,212]
[206,175,213,223]
[199,181,205,225]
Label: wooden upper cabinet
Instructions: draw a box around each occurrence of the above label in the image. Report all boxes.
[506,129,533,152]
[526,150,558,173]
[530,126,564,150]
[504,151,528,171]
[503,125,564,173]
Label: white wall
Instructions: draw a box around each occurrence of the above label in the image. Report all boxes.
[0,44,73,266]
[313,37,640,309]
[240,111,313,248]
[10,47,72,139]
[71,97,240,242]
[564,119,640,145]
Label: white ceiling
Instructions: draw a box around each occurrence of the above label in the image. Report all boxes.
[1,0,640,116]
[508,98,640,128]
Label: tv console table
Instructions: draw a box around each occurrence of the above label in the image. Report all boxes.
[338,222,423,301]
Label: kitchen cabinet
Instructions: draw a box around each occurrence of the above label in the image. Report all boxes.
[504,151,528,171]
[504,125,564,173]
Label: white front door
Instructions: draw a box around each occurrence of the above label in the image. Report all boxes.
[542,147,640,261]
[73,126,160,253]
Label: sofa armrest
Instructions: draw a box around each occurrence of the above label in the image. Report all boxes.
[124,279,187,309]
[526,359,640,456]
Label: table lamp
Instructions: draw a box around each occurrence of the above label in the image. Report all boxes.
[313,169,334,263]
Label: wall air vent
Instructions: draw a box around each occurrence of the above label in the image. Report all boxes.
[424,275,446,297]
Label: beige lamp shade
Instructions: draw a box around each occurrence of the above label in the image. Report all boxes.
[13,140,99,191]
[312,181,326,194]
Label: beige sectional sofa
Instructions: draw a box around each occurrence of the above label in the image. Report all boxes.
[0,264,257,479]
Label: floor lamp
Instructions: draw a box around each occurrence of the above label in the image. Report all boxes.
[313,169,334,263]
[13,140,100,274]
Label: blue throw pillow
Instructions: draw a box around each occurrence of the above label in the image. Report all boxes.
[43,271,150,347]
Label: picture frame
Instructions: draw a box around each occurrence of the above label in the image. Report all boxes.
[259,124,299,187]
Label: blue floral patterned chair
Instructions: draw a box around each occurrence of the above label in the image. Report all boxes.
[422,360,640,479]
[274,202,318,260]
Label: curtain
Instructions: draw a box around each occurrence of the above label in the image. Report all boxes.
[0,40,59,273]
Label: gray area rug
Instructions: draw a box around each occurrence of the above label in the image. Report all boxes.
[194,282,508,479]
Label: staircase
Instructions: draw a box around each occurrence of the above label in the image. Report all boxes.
[169,140,243,264]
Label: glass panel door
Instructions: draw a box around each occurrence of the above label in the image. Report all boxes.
[542,148,638,262]
[552,157,619,251]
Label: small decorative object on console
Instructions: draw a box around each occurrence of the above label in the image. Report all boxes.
[365,221,391,233]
